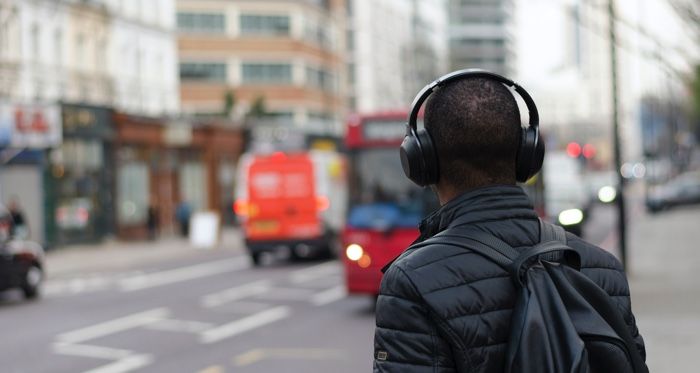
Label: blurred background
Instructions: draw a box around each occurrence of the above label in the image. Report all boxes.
[0,0,698,372]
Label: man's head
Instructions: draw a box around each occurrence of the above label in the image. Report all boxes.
[424,77,522,194]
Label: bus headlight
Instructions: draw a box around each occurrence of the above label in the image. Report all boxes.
[558,209,584,226]
[598,186,617,203]
[345,244,364,261]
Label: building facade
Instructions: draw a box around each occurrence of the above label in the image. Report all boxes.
[177,0,347,136]
[346,0,448,113]
[0,0,198,246]
[0,0,179,115]
[448,0,516,76]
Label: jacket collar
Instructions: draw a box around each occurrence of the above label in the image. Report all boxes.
[382,184,537,272]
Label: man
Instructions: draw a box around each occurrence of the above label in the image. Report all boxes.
[373,73,645,372]
[7,198,27,238]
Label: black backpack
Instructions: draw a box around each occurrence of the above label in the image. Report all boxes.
[426,219,648,373]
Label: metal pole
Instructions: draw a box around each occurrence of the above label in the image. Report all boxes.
[608,0,627,269]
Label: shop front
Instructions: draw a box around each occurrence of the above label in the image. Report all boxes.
[45,104,115,245]
[0,102,62,246]
[114,114,243,240]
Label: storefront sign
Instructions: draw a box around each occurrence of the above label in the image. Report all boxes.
[0,103,62,148]
[164,121,193,146]
[62,104,113,139]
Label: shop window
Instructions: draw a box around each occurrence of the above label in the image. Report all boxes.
[241,63,292,84]
[179,62,227,82]
[177,12,226,33]
[180,162,207,211]
[239,14,290,36]
[117,163,149,225]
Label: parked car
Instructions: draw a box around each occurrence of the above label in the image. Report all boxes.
[0,206,44,299]
[646,171,700,213]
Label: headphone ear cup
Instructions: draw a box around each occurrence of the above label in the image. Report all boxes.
[516,126,543,182]
[415,128,439,185]
[400,133,427,186]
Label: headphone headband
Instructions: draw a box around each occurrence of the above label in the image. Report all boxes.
[408,68,539,132]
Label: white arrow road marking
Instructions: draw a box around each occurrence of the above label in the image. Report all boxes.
[144,319,214,333]
[56,308,169,344]
[310,285,347,306]
[83,354,153,373]
[201,280,271,308]
[52,342,134,360]
[119,257,249,292]
[200,306,290,344]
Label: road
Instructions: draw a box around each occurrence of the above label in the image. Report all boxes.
[0,204,619,373]
[0,250,376,373]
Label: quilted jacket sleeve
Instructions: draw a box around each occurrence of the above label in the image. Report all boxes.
[373,264,456,373]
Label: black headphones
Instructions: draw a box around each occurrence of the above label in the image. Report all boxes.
[399,68,545,186]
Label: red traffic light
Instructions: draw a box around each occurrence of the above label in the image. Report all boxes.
[583,144,596,159]
[566,142,582,158]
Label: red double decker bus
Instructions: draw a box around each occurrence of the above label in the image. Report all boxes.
[342,112,440,296]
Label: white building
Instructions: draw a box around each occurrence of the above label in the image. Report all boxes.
[448,0,516,76]
[102,0,179,116]
[347,0,448,113]
[0,0,178,116]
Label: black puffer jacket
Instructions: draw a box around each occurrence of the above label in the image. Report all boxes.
[373,185,645,372]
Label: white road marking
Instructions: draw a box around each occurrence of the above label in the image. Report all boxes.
[144,319,214,333]
[119,258,249,292]
[310,285,347,306]
[289,261,339,284]
[197,365,225,373]
[83,354,153,373]
[52,342,133,360]
[56,308,169,344]
[201,280,271,308]
[200,306,290,344]
[254,287,315,301]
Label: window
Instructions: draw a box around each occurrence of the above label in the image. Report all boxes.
[240,14,290,36]
[179,62,227,81]
[180,162,207,211]
[31,24,40,61]
[76,33,85,68]
[54,29,62,66]
[177,12,226,33]
[241,63,292,84]
[451,38,505,48]
[306,66,335,92]
[117,162,149,225]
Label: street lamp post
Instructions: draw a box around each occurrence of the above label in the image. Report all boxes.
[608,0,628,269]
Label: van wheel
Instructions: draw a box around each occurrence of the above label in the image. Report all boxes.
[22,265,42,299]
[251,252,262,267]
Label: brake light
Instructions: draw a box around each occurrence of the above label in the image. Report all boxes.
[234,199,248,216]
[316,196,330,211]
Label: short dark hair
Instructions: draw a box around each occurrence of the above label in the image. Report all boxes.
[424,77,522,189]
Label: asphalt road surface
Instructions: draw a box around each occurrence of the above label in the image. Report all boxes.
[0,252,376,373]
[0,204,618,373]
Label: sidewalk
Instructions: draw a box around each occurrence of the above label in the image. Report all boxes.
[627,203,700,371]
[45,227,246,278]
